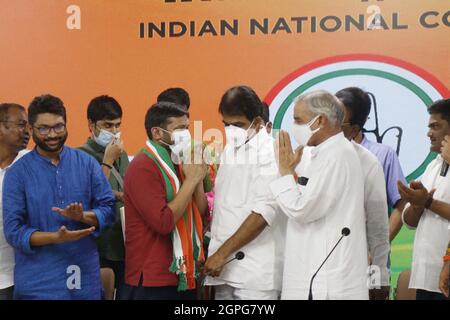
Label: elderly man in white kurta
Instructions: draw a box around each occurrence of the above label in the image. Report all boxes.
[270,90,369,300]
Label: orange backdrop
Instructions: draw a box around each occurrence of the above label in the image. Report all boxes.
[0,0,448,154]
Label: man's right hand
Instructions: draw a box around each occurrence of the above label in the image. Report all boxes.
[53,225,95,244]
[103,137,124,165]
[182,144,208,183]
[441,135,450,163]
[182,162,208,184]
[114,191,124,203]
[274,130,303,177]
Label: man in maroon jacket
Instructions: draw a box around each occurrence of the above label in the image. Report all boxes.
[122,102,208,300]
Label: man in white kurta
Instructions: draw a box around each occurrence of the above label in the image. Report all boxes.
[338,91,391,299]
[270,90,369,300]
[398,100,450,300]
[205,128,285,299]
[204,86,285,300]
[400,154,450,298]
[351,142,390,291]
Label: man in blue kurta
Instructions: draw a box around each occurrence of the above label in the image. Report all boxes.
[2,95,115,300]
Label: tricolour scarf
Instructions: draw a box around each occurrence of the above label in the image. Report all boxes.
[142,140,204,291]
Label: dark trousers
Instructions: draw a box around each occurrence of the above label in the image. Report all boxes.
[416,289,448,300]
[0,286,14,300]
[122,274,197,300]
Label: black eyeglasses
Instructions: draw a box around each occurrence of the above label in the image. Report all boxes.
[33,123,66,135]
[0,120,28,130]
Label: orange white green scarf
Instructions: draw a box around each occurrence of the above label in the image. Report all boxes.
[142,140,204,291]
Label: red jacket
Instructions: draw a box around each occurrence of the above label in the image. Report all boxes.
[123,153,178,287]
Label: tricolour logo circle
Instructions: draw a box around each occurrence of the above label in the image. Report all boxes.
[265,54,449,180]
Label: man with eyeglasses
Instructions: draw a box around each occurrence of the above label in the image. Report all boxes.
[78,95,128,300]
[0,103,30,300]
[2,94,115,299]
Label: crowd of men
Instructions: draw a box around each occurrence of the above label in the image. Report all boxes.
[0,86,449,300]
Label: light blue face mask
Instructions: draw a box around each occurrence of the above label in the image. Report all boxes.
[94,129,119,147]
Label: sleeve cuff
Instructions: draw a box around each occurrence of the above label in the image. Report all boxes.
[390,194,402,210]
[253,203,276,226]
[270,174,297,198]
[92,209,104,237]
[401,203,416,230]
[22,228,38,255]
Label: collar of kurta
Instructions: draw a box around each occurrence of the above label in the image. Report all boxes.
[310,132,345,158]
[32,146,68,165]
[0,150,26,171]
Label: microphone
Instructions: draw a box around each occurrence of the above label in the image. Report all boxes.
[308,228,351,300]
[223,251,245,267]
[203,251,245,280]
[202,251,245,299]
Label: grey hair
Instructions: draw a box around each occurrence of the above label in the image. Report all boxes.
[294,90,344,127]
[0,103,25,122]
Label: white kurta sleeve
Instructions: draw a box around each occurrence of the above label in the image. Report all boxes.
[251,156,281,226]
[269,159,342,224]
[364,161,390,286]
[401,203,417,230]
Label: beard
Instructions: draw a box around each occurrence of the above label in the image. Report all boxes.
[33,132,68,153]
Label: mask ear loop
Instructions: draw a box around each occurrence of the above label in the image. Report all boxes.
[152,127,173,147]
[245,118,258,143]
[91,122,99,139]
[308,114,321,134]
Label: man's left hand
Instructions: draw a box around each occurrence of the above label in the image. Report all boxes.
[274,130,303,177]
[397,181,430,208]
[53,203,85,222]
[439,261,449,297]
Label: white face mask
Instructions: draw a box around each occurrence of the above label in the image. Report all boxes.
[170,129,192,156]
[94,129,120,147]
[224,119,255,148]
[291,115,321,147]
[158,127,192,156]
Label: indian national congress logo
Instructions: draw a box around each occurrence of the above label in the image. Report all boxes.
[265,54,450,181]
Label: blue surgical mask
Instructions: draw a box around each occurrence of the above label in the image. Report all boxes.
[94,129,120,147]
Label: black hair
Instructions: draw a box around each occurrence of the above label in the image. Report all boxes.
[335,87,371,128]
[218,86,263,122]
[0,103,26,122]
[261,102,270,124]
[28,94,66,125]
[145,101,189,139]
[87,95,122,122]
[428,98,450,125]
[157,88,190,109]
